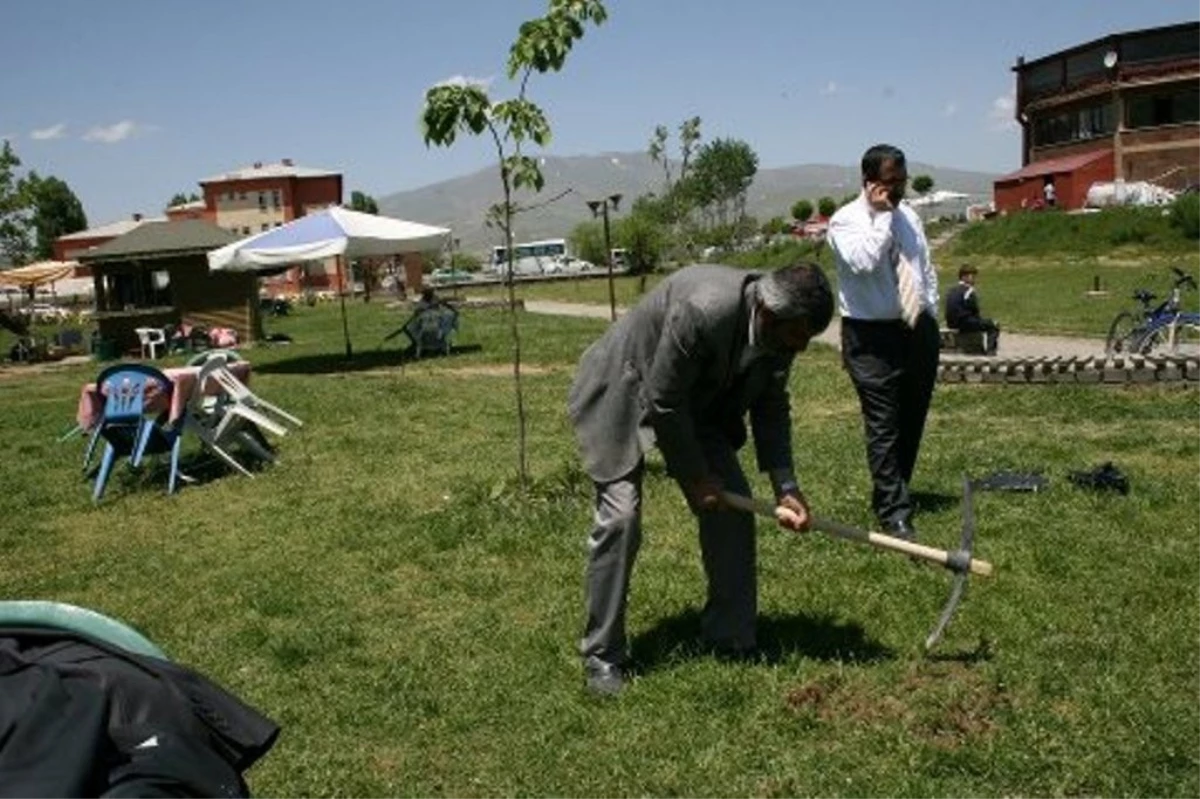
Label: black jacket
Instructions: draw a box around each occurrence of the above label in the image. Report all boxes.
[945,281,981,330]
[0,628,279,798]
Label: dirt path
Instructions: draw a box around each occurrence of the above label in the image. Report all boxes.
[523,301,1109,359]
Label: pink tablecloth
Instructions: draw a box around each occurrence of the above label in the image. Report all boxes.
[76,362,253,432]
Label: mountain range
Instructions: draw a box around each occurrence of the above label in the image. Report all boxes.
[377,151,998,256]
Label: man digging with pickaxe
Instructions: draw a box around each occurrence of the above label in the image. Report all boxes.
[567,260,993,698]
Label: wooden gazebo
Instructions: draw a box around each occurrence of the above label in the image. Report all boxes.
[79,220,262,355]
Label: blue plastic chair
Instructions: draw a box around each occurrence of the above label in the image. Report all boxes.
[90,363,184,502]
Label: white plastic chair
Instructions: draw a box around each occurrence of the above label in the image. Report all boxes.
[135,327,167,359]
[208,360,302,433]
[185,355,277,475]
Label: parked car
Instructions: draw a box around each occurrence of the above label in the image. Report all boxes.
[430,267,475,285]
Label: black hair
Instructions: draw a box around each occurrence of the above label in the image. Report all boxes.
[861,144,907,182]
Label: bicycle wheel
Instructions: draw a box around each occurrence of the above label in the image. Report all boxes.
[1134,325,1167,355]
[1178,315,1200,357]
[1105,311,1139,354]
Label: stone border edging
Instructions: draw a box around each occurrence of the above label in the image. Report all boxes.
[938,354,1199,385]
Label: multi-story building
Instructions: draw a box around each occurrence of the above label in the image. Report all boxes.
[995,20,1199,212]
[196,158,342,237]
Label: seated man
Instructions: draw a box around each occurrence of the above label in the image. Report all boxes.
[945,265,999,355]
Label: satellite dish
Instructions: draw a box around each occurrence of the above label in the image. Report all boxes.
[1103,50,1119,69]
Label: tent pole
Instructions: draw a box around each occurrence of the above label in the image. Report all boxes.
[337,254,353,358]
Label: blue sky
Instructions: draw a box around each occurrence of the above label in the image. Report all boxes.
[1,0,1195,227]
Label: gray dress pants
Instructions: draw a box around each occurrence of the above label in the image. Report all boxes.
[580,434,757,669]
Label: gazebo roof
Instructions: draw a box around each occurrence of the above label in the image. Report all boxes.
[79,219,238,263]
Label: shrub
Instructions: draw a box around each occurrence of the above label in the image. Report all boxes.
[1169,192,1200,240]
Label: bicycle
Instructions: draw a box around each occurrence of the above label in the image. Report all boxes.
[1105,266,1200,356]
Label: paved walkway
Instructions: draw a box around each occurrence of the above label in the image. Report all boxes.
[524,300,1108,359]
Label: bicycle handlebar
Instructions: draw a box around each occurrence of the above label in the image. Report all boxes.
[1171,266,1197,290]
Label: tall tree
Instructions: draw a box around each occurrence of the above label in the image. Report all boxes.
[421,0,607,486]
[350,190,379,214]
[0,141,32,266]
[689,137,758,230]
[817,196,837,218]
[24,173,87,260]
[911,174,934,196]
[791,199,813,223]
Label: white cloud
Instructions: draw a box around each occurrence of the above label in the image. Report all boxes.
[83,120,143,143]
[30,123,67,141]
[943,102,958,118]
[434,74,494,90]
[819,81,839,96]
[989,93,1018,131]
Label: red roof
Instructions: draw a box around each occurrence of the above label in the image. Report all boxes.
[995,150,1110,183]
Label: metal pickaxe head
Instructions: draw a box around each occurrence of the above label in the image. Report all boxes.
[924,475,981,651]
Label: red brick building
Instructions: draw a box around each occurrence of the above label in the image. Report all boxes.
[996,20,1199,213]
[196,159,344,292]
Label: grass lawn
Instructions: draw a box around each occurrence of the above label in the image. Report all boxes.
[1,298,1197,796]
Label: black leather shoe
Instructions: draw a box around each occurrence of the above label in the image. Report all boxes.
[584,661,626,697]
[882,518,918,542]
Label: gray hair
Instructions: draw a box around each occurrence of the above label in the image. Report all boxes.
[757,261,834,332]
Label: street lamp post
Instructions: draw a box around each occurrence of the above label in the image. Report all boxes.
[586,193,622,321]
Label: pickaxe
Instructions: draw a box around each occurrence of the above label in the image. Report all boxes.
[721,476,992,650]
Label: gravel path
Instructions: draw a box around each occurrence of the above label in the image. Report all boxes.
[523,300,1109,359]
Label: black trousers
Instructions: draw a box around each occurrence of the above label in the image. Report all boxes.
[841,314,940,525]
[955,315,1000,354]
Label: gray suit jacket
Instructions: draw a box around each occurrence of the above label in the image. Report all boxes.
[567,264,796,484]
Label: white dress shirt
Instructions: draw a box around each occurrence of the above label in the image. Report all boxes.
[828,191,939,321]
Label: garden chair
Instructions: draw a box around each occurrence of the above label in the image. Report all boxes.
[184,354,276,476]
[0,600,166,659]
[134,327,167,359]
[207,358,303,432]
[89,363,183,501]
[186,348,242,367]
[411,304,459,358]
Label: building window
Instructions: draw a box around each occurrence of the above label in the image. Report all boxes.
[261,223,270,231]
[225,191,234,201]
[239,192,246,200]
[1127,86,1200,129]
[272,190,281,207]
[242,226,250,235]
[1032,101,1115,146]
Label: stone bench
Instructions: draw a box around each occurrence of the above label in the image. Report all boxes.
[940,328,991,355]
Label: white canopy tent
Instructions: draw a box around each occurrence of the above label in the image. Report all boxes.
[208,206,451,356]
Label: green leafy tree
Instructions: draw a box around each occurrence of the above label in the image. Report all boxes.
[817,196,837,218]
[791,199,813,223]
[350,190,380,214]
[167,192,200,208]
[912,174,934,195]
[614,211,664,277]
[761,216,787,237]
[421,0,607,485]
[569,219,607,266]
[24,173,87,260]
[689,138,758,232]
[0,141,32,266]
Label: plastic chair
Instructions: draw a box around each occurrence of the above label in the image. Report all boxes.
[186,348,241,367]
[0,600,167,659]
[411,306,459,358]
[90,363,183,501]
[208,361,303,432]
[184,354,275,475]
[134,327,167,359]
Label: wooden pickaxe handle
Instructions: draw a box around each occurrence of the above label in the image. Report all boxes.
[720,492,994,578]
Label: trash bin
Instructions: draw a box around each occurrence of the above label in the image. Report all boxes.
[91,335,119,361]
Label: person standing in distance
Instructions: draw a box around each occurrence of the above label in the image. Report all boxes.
[567,262,835,696]
[828,144,940,542]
